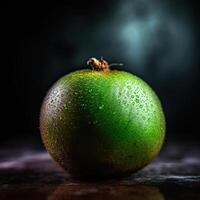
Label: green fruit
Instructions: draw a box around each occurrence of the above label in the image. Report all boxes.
[40,58,165,179]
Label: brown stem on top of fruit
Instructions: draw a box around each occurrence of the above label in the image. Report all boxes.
[87,57,123,72]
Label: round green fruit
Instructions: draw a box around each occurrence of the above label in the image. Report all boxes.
[40,58,165,179]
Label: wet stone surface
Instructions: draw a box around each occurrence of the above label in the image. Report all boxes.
[0,143,199,200]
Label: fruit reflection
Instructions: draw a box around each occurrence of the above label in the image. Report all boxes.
[48,184,164,200]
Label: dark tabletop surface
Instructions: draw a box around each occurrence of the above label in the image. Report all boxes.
[0,142,199,200]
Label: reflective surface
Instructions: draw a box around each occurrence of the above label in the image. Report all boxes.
[0,143,199,200]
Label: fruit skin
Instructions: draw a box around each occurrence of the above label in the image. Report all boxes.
[40,69,165,178]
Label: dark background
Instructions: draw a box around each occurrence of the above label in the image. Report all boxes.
[4,0,200,149]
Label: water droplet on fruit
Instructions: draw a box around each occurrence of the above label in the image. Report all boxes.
[98,105,104,110]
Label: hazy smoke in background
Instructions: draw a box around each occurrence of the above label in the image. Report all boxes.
[117,0,196,77]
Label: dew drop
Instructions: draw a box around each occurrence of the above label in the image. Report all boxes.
[98,105,104,110]
[64,104,68,110]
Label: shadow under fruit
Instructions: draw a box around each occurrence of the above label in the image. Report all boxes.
[40,58,165,179]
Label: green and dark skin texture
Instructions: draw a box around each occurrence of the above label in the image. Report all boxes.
[40,57,165,179]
